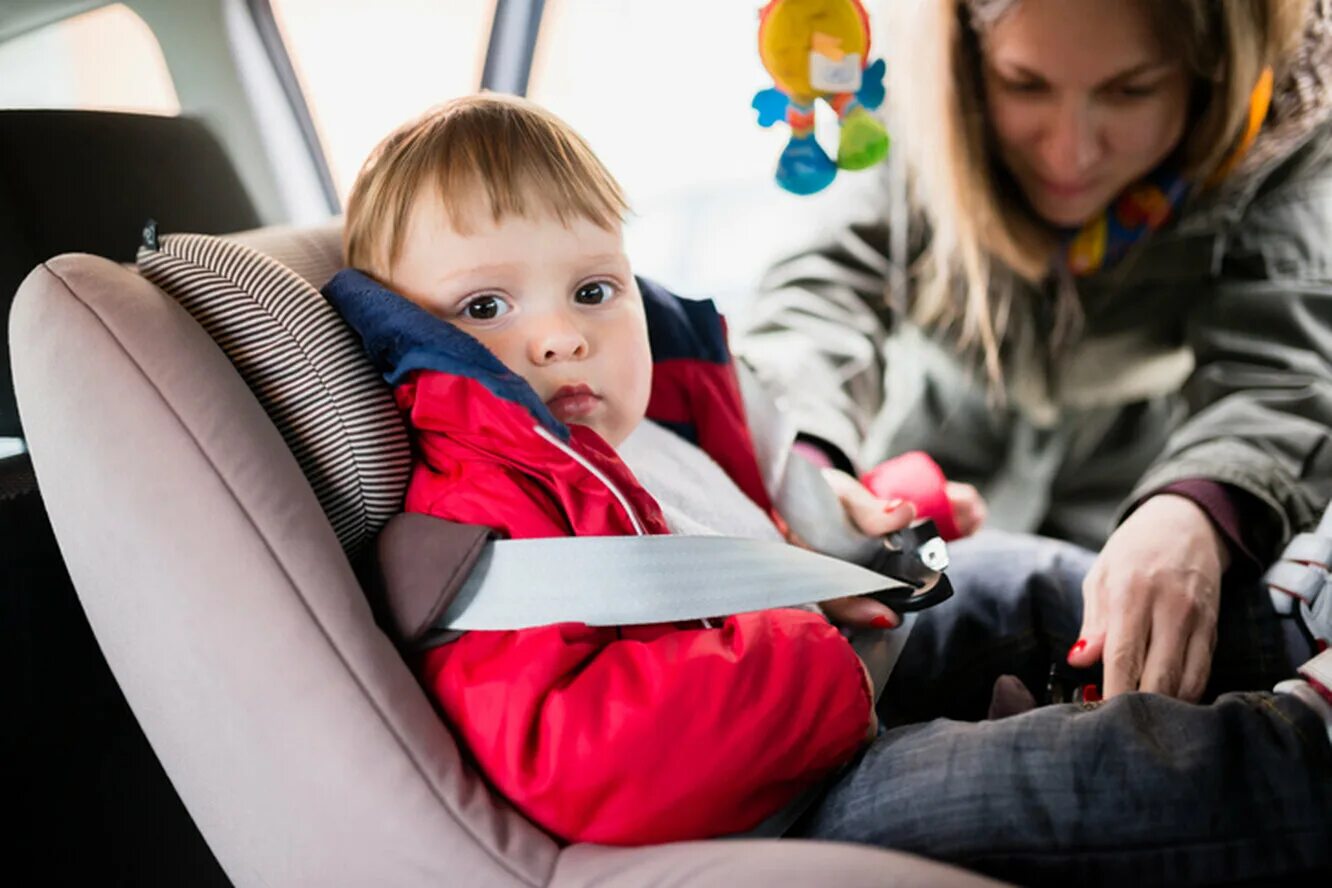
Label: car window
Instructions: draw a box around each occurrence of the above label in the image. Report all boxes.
[0,3,179,114]
[270,0,492,198]
[528,0,887,319]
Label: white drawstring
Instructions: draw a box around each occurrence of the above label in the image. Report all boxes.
[533,425,647,536]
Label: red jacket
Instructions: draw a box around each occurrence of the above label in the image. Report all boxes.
[326,272,873,845]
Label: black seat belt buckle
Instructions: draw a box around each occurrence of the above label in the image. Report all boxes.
[865,519,954,612]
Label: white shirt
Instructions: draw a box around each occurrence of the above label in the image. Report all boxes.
[616,419,784,543]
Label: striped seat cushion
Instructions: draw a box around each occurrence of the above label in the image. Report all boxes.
[138,232,411,553]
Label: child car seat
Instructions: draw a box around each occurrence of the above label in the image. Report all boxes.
[9,223,1001,887]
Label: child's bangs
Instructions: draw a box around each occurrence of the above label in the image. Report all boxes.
[427,107,629,236]
[346,94,632,275]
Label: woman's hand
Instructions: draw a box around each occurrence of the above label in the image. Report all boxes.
[945,481,988,538]
[1067,494,1228,701]
[816,468,916,630]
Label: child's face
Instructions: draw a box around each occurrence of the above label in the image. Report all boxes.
[390,193,652,447]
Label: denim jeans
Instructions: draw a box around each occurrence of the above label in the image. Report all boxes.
[795,531,1332,885]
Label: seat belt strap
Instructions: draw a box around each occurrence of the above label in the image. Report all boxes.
[435,534,914,631]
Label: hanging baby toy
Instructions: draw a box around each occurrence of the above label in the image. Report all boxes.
[753,0,889,195]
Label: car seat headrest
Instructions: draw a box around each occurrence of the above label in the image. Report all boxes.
[138,232,411,552]
[226,220,346,291]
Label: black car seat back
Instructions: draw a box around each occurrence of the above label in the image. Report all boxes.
[3,109,262,885]
[0,109,262,437]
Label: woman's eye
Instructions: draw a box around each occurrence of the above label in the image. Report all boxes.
[1115,83,1158,99]
[574,281,616,305]
[1001,78,1046,95]
[461,295,510,320]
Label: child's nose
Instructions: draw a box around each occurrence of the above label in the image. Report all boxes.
[531,314,589,364]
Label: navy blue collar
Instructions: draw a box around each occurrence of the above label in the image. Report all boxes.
[323,268,568,437]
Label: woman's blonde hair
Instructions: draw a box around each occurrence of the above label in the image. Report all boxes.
[885,0,1312,384]
[344,93,628,279]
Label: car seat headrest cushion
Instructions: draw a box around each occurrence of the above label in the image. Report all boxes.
[138,233,412,553]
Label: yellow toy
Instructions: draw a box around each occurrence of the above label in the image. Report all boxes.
[753,0,889,194]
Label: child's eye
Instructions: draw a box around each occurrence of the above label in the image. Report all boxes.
[460,294,511,321]
[574,281,616,305]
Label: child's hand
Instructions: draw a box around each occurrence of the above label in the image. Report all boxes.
[945,481,987,538]
[818,468,914,630]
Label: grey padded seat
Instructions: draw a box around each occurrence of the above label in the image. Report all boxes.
[10,222,1002,887]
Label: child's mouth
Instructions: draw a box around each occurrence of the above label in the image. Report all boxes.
[546,384,601,421]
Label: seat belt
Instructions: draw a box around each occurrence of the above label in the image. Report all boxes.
[429,388,951,634]
[434,534,914,630]
[1264,499,1332,647]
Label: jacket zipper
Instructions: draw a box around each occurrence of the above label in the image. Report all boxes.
[533,425,647,535]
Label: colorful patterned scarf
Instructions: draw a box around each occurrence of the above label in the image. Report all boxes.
[1066,67,1274,276]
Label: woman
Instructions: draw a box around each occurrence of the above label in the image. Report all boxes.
[740,3,1332,881]
[744,0,1332,703]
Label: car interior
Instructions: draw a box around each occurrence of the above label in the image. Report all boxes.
[4,1,988,885]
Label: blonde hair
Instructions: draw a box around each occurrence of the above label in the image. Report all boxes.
[344,93,629,279]
[885,0,1312,384]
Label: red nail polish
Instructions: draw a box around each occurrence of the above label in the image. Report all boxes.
[1068,639,1087,658]
[870,615,896,629]
[1081,684,1102,703]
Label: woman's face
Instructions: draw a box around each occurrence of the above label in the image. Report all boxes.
[981,0,1192,228]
